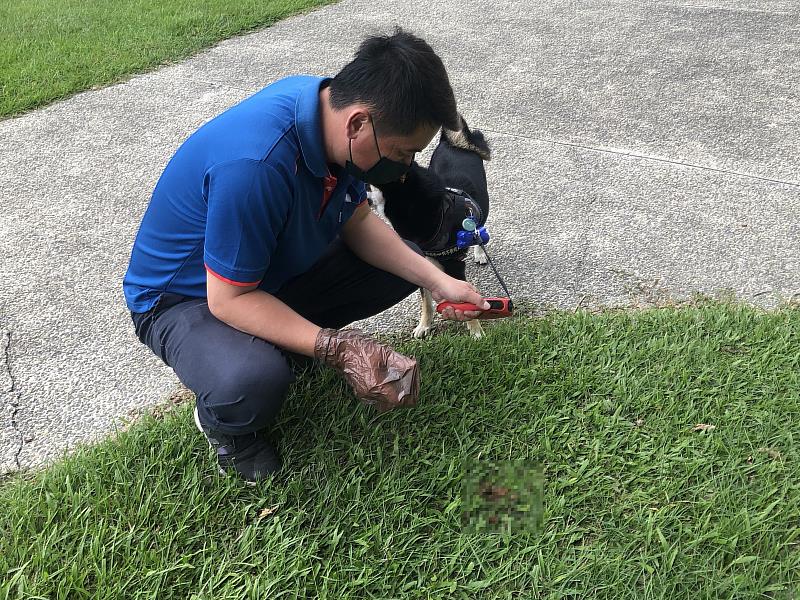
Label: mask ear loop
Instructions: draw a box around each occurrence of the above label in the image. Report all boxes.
[369,114,384,160]
[370,114,417,169]
[349,114,382,171]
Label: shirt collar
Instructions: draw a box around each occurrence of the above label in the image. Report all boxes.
[295,76,331,179]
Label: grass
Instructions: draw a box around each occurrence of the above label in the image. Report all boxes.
[0,0,335,118]
[2,303,799,598]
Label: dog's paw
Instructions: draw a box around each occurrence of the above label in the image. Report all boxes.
[413,323,433,338]
[473,246,489,265]
[467,320,484,339]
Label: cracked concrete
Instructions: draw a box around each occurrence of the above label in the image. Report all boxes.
[1,0,798,472]
[1,329,23,474]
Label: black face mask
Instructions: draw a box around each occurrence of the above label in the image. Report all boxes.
[345,116,413,185]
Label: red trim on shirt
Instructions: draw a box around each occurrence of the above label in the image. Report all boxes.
[205,264,261,287]
[318,174,338,219]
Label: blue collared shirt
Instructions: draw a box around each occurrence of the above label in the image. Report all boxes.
[123,76,366,313]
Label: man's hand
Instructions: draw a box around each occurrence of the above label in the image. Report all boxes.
[430,274,491,322]
[340,209,491,321]
[314,328,419,413]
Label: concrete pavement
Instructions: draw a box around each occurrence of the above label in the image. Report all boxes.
[1,0,798,472]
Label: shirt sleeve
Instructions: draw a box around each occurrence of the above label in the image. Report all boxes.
[203,159,292,286]
[352,180,368,206]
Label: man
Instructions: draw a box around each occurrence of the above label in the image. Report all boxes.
[123,28,489,483]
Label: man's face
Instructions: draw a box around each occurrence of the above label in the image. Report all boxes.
[350,117,438,172]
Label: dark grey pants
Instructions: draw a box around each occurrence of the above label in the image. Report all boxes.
[131,238,421,435]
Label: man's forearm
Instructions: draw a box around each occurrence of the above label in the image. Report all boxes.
[341,208,444,289]
[210,289,321,357]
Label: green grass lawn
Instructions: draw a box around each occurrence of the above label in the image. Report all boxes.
[2,304,799,598]
[0,0,335,118]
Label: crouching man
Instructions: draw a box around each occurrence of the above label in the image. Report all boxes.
[123,29,489,483]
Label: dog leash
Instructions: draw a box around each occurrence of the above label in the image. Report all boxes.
[436,219,514,319]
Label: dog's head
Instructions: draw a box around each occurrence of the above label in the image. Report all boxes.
[373,162,486,258]
[373,162,449,246]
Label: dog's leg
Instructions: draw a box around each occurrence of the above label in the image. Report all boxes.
[413,258,442,338]
[457,256,486,338]
[413,287,436,339]
[473,244,488,265]
[466,318,484,339]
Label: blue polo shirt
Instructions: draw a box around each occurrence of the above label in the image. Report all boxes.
[123,76,367,313]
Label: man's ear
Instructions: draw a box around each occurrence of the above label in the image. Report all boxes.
[345,109,371,140]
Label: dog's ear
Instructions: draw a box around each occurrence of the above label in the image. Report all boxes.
[442,114,491,161]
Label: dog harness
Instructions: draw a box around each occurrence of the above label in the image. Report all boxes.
[420,188,488,258]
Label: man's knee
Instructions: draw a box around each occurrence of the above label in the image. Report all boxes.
[199,352,295,434]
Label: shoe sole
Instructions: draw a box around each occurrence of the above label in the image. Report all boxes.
[193,406,257,486]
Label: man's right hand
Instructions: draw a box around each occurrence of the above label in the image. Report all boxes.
[430,273,490,322]
[314,328,419,412]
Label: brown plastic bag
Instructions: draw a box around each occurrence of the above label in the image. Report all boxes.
[314,328,419,412]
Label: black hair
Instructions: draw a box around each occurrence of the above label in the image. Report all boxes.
[329,27,459,136]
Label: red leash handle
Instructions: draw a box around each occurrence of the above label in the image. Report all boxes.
[436,297,513,319]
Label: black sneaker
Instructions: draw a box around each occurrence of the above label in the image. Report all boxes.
[194,407,282,483]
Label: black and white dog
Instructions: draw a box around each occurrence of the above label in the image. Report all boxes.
[368,115,492,338]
